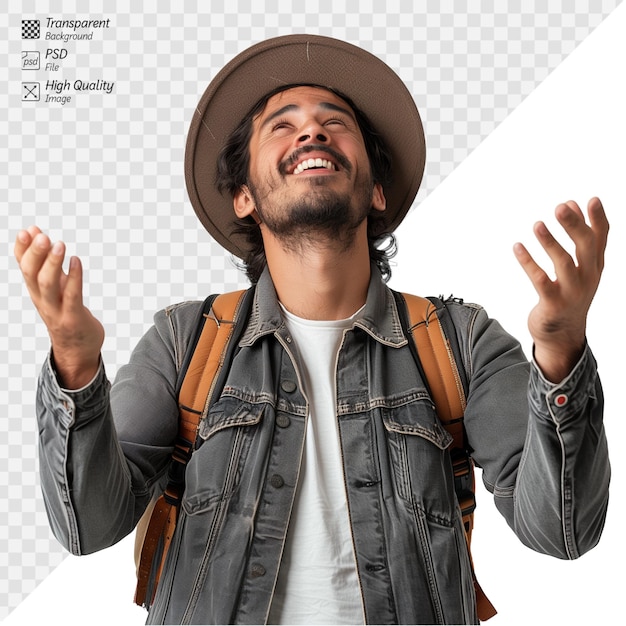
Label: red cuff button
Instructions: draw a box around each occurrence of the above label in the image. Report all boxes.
[555,394,568,407]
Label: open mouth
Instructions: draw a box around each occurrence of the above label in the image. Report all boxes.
[281,145,350,177]
[292,157,337,175]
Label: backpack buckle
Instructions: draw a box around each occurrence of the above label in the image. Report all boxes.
[171,437,193,465]
[451,449,476,517]
[164,437,194,506]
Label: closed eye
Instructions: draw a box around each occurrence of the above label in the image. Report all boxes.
[324,117,347,126]
[271,118,292,132]
[271,117,346,132]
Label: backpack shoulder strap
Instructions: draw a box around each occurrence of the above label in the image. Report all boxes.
[397,293,473,522]
[395,292,497,621]
[399,293,467,445]
[134,288,249,608]
[177,289,249,444]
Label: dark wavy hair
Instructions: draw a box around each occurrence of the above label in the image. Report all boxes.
[215,84,397,284]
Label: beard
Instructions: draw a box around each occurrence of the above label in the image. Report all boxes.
[248,177,373,254]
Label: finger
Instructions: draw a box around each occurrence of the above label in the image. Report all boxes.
[553,204,600,270]
[556,199,607,241]
[588,196,604,215]
[36,240,67,307]
[14,229,33,264]
[18,232,53,295]
[587,197,610,253]
[63,255,85,311]
[554,202,587,235]
[563,200,584,219]
[533,220,577,276]
[513,242,554,296]
[14,225,45,264]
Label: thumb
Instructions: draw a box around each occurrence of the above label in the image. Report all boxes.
[63,255,85,311]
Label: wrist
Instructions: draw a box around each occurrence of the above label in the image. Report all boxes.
[50,348,101,390]
[533,339,585,383]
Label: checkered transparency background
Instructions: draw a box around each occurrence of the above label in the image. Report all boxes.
[0,0,621,617]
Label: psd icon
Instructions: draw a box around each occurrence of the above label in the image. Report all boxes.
[22,19,40,39]
[22,51,40,70]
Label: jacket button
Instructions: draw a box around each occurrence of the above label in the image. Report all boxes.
[281,380,297,393]
[270,474,285,489]
[276,414,290,428]
[250,563,266,578]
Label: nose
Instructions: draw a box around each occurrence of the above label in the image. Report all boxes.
[297,119,328,145]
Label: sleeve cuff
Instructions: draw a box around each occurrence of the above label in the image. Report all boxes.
[46,350,104,393]
[530,342,598,422]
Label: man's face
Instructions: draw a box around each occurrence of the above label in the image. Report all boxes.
[234,86,385,249]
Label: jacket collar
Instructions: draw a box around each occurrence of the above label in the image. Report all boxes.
[239,265,408,348]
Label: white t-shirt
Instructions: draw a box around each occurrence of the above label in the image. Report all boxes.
[268,306,365,625]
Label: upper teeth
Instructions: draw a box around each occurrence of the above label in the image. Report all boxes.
[293,158,336,175]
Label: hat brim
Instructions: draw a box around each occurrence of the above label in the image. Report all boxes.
[185,34,425,259]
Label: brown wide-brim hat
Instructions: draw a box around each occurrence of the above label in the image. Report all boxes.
[185,34,426,259]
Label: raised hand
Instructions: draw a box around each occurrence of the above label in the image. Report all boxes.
[14,226,104,389]
[513,197,609,382]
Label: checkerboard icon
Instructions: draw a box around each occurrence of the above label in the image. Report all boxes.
[22,19,40,39]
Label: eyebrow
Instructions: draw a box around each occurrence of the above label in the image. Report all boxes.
[260,101,357,129]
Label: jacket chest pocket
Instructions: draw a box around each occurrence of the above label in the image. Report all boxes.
[182,399,265,515]
[382,397,458,522]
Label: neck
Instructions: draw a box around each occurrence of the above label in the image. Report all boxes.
[262,222,372,320]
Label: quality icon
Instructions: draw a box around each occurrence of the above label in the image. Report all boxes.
[22,82,40,101]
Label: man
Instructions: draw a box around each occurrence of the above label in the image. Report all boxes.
[14,35,609,625]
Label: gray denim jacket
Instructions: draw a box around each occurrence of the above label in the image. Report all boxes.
[36,268,609,625]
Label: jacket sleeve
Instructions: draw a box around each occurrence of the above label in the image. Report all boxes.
[457,303,609,560]
[35,301,203,555]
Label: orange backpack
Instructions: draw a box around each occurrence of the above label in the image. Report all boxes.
[133,289,496,620]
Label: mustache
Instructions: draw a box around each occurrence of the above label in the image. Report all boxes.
[279,144,352,176]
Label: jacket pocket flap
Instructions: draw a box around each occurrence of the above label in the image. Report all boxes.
[198,398,265,441]
[382,398,454,450]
